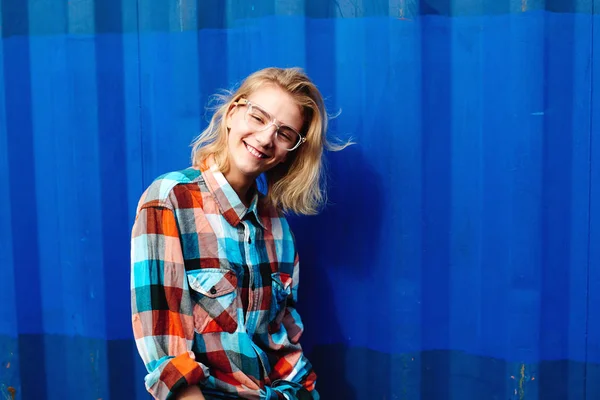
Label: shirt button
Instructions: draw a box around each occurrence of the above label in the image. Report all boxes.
[210,287,217,295]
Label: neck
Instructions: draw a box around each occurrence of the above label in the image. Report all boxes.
[224,169,255,207]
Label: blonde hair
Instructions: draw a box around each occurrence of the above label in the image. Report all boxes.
[191,67,351,216]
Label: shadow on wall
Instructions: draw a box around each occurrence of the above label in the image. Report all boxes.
[289,144,383,400]
[291,143,384,275]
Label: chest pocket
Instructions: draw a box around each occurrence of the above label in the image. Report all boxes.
[269,272,292,333]
[187,269,239,334]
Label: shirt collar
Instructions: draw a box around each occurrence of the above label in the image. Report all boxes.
[200,158,267,230]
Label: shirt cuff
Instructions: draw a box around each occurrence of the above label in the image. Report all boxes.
[145,352,210,399]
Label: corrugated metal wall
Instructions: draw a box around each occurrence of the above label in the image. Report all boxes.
[1,0,599,399]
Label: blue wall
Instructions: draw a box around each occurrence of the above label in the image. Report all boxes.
[1,0,599,399]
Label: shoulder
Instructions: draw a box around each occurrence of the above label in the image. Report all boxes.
[136,167,203,211]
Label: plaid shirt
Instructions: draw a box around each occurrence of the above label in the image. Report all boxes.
[130,159,318,400]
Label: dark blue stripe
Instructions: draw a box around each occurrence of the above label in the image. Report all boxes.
[419,15,451,399]
[197,0,227,29]
[95,1,138,397]
[539,11,579,398]
[0,0,29,36]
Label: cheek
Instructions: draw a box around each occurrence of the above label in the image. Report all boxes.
[228,121,249,143]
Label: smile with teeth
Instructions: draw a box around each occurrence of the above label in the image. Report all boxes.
[245,142,268,159]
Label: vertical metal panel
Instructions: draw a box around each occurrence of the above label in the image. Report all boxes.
[26,0,107,397]
[137,0,205,183]
[447,8,487,398]
[95,0,143,398]
[0,1,599,399]
[0,2,20,399]
[540,8,593,400]
[1,0,44,398]
[587,3,600,399]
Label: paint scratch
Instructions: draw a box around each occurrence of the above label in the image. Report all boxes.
[521,0,528,12]
[518,364,525,399]
[398,0,412,21]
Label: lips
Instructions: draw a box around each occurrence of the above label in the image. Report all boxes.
[244,142,268,159]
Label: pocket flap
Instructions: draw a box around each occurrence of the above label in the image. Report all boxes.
[271,272,292,290]
[187,269,237,298]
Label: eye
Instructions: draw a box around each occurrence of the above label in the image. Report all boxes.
[279,129,297,143]
[249,112,266,124]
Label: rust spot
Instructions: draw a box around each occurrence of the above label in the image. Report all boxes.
[7,387,16,400]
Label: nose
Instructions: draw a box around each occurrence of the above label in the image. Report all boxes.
[254,123,277,147]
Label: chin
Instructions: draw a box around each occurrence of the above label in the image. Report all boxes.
[231,159,263,178]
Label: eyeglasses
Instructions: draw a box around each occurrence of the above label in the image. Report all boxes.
[235,98,306,151]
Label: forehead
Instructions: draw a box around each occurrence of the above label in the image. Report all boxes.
[246,85,304,130]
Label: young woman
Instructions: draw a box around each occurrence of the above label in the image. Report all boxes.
[131,67,346,400]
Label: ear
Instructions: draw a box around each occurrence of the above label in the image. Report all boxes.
[225,103,237,130]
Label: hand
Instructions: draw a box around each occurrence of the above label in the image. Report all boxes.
[174,385,206,400]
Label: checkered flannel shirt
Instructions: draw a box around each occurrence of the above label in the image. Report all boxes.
[131,159,318,400]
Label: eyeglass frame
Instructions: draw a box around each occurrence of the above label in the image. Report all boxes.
[234,98,307,152]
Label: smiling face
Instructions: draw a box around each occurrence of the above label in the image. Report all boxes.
[225,84,304,186]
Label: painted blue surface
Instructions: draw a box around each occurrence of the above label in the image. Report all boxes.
[1,0,599,399]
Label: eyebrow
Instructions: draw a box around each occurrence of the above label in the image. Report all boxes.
[248,100,302,133]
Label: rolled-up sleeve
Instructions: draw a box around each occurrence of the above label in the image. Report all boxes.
[131,202,210,399]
